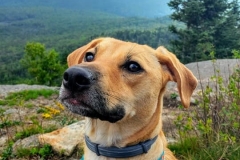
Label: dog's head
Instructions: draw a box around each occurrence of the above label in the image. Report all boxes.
[59,38,197,123]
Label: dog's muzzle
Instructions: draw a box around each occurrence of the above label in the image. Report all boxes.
[59,66,125,123]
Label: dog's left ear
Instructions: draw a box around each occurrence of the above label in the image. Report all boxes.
[156,46,198,108]
[67,38,103,67]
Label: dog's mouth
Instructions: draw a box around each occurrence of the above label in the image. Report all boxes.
[62,97,93,112]
[59,88,125,123]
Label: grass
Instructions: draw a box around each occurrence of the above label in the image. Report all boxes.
[16,144,53,159]
[0,89,58,106]
[0,120,21,129]
[170,138,240,160]
[0,142,55,160]
[1,142,14,160]
[14,124,57,141]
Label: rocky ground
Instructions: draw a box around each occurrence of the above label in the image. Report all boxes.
[0,59,239,159]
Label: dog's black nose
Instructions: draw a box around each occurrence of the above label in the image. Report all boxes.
[63,67,94,91]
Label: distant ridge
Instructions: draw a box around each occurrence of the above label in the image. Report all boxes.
[0,0,172,18]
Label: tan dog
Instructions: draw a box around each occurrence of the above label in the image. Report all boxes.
[59,38,197,160]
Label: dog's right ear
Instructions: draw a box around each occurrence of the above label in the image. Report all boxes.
[67,38,103,67]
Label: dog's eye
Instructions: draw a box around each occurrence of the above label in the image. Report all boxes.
[125,61,143,73]
[85,52,94,62]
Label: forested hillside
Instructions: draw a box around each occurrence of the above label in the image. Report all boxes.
[0,1,176,84]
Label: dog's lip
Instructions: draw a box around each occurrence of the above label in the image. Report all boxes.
[62,97,91,109]
[65,98,81,106]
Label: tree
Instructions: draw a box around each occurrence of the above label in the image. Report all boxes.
[168,0,240,63]
[214,0,240,57]
[21,42,65,86]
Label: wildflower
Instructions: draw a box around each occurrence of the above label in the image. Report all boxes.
[55,101,65,110]
[42,113,52,119]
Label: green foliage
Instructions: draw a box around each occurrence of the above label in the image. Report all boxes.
[0,89,58,106]
[21,42,65,86]
[169,137,199,157]
[24,103,34,108]
[38,145,53,158]
[170,140,240,160]
[62,25,177,60]
[232,49,240,59]
[16,144,53,159]
[37,108,47,114]
[59,116,78,126]
[170,93,178,99]
[7,89,57,100]
[1,142,14,160]
[172,52,240,159]
[0,120,21,129]
[77,147,84,159]
[103,26,175,48]
[168,0,240,63]
[14,116,57,141]
[14,127,42,141]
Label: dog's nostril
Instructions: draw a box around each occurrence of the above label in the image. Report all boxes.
[75,75,90,86]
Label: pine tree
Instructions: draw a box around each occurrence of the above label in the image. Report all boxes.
[214,0,240,57]
[168,0,240,63]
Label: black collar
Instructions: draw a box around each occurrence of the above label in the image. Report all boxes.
[85,135,158,158]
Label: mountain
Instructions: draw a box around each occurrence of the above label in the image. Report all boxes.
[0,0,176,84]
[0,0,172,18]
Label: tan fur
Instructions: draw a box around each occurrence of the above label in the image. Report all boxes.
[66,38,197,160]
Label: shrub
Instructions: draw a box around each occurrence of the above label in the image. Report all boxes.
[171,51,240,159]
[21,42,65,86]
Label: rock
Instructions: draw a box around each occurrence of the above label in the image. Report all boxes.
[0,135,8,147]
[39,120,85,156]
[186,59,239,83]
[12,134,40,155]
[0,135,8,152]
[166,137,178,144]
[4,108,25,115]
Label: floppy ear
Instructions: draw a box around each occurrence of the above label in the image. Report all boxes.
[67,38,103,67]
[156,46,198,108]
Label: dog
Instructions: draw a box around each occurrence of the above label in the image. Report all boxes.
[59,37,197,160]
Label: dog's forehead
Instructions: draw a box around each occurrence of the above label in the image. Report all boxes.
[95,38,158,62]
[97,38,136,53]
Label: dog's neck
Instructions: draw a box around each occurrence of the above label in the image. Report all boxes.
[84,104,163,148]
[85,118,127,147]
